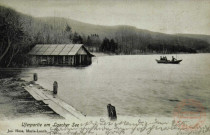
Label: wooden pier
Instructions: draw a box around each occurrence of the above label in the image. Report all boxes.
[24,84,85,120]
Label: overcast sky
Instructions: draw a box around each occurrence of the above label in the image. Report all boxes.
[1,0,210,35]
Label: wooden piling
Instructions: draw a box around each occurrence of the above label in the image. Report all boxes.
[33,73,38,81]
[53,81,58,94]
[107,104,117,120]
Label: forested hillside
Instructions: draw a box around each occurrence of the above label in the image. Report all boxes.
[1,5,210,67]
[39,17,210,54]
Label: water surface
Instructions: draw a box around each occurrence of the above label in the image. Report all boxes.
[20,54,210,117]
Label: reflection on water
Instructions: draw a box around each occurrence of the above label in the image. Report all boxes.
[20,54,210,117]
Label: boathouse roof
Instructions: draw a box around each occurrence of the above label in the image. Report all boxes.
[28,44,94,56]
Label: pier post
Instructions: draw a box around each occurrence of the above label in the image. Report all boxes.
[33,73,38,81]
[53,81,58,94]
[107,104,117,120]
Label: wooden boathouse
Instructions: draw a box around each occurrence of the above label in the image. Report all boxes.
[28,44,94,66]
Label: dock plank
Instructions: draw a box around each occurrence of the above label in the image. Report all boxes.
[24,84,85,120]
[24,86,42,101]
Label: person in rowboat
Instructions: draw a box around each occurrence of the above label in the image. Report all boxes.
[172,56,176,61]
[164,56,167,61]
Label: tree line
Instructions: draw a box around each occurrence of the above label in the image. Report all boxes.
[0,6,30,67]
[1,6,209,67]
[0,6,119,67]
[65,24,118,53]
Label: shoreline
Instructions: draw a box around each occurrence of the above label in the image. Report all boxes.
[0,77,84,120]
[0,77,61,119]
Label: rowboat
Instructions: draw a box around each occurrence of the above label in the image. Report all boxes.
[156,59,182,64]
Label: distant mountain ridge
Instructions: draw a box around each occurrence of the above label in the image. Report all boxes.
[1,5,210,53]
[177,34,210,44]
[37,16,210,42]
[36,17,210,53]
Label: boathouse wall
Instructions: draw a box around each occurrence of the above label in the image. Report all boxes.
[29,44,94,66]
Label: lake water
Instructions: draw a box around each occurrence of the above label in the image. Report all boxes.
[20,54,210,117]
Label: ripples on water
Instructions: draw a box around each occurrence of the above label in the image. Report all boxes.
[20,54,210,117]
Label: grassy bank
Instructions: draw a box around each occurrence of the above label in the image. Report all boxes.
[0,77,62,119]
